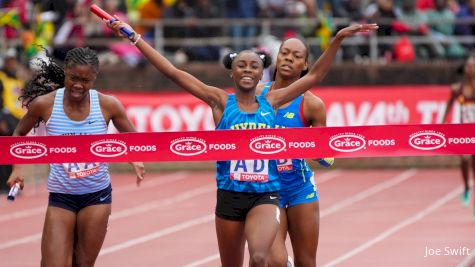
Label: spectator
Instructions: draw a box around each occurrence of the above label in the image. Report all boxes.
[0,48,22,194]
[426,0,466,58]
[365,0,398,60]
[225,0,259,51]
[394,0,442,59]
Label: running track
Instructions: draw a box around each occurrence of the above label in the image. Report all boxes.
[1,168,474,267]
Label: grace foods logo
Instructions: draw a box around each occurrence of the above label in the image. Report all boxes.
[408,131,446,150]
[90,139,128,157]
[10,141,47,159]
[329,133,366,152]
[249,135,286,154]
[170,137,207,156]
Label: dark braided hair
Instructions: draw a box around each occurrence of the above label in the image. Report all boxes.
[222,50,272,70]
[64,47,99,74]
[20,53,64,109]
[20,47,100,109]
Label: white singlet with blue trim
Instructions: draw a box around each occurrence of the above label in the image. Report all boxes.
[46,88,110,194]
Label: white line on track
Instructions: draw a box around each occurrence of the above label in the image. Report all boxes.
[183,169,417,266]
[322,185,463,267]
[320,169,417,217]
[100,214,215,255]
[456,247,475,267]
[0,172,189,223]
[0,173,214,251]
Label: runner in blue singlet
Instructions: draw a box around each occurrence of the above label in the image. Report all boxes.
[108,19,377,267]
[257,38,334,267]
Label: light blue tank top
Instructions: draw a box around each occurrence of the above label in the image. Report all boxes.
[46,88,110,194]
[215,93,280,193]
[262,82,313,186]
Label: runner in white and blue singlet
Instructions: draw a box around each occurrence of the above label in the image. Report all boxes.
[7,47,145,267]
[108,19,377,266]
[47,88,110,194]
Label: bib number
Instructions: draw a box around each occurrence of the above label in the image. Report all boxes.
[462,104,475,123]
[230,160,269,182]
[63,162,100,179]
[276,159,293,172]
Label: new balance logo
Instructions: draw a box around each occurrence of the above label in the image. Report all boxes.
[283,112,295,119]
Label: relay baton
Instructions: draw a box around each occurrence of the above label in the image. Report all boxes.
[7,183,20,201]
[89,4,134,39]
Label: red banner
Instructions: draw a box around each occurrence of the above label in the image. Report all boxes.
[109,86,456,132]
[1,123,474,164]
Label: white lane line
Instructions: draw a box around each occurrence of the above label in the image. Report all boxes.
[321,169,417,217]
[0,233,42,250]
[0,172,189,223]
[0,183,214,250]
[100,214,215,256]
[183,169,417,267]
[317,169,343,185]
[456,247,475,267]
[322,186,463,267]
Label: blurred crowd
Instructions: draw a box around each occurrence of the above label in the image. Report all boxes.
[0,0,475,68]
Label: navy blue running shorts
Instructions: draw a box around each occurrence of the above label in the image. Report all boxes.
[48,184,112,213]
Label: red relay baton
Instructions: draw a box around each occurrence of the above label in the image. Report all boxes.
[90,4,134,39]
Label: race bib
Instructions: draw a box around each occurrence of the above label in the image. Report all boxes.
[230,160,269,182]
[276,159,293,172]
[461,104,475,123]
[62,162,100,179]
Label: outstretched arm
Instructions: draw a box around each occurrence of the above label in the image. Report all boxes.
[108,18,227,110]
[267,24,378,107]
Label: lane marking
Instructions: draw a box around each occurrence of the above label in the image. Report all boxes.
[323,186,463,267]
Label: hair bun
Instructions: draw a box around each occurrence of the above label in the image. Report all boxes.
[256,51,272,68]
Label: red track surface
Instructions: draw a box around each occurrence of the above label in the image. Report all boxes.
[1,169,474,267]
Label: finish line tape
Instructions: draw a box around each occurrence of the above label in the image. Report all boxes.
[0,123,474,164]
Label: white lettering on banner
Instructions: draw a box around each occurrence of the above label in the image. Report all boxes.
[170,137,207,156]
[90,139,128,157]
[409,131,446,150]
[368,139,396,146]
[327,101,409,126]
[129,145,157,152]
[208,143,236,150]
[125,105,214,132]
[329,133,366,152]
[288,141,315,148]
[10,142,47,159]
[49,147,77,154]
[417,101,446,124]
[448,137,475,145]
[249,135,286,154]
[127,106,152,132]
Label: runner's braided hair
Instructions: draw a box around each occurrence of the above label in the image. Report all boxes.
[64,47,99,74]
[20,47,99,109]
